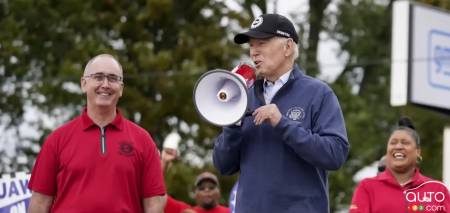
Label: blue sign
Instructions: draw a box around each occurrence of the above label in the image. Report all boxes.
[0,199,29,213]
[428,30,450,90]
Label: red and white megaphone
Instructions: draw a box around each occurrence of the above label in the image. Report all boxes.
[193,64,256,126]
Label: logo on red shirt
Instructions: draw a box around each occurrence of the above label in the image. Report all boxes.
[119,142,134,156]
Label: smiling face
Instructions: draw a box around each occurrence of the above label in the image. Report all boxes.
[249,37,294,81]
[80,55,124,111]
[386,129,421,174]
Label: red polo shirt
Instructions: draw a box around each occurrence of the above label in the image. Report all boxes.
[29,109,166,213]
[164,196,230,213]
[193,205,230,213]
[164,195,191,213]
[350,169,450,213]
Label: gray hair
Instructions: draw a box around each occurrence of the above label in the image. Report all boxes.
[275,37,299,62]
[292,41,299,60]
[83,54,123,76]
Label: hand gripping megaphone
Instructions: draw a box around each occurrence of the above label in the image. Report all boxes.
[193,64,256,126]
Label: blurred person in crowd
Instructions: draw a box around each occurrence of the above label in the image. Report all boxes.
[350,117,450,213]
[213,13,349,213]
[161,148,192,213]
[161,149,229,213]
[28,54,166,213]
[192,172,229,213]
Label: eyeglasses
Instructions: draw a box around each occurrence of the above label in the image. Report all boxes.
[196,185,217,191]
[84,72,123,84]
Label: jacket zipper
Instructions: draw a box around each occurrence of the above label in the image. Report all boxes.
[100,127,106,155]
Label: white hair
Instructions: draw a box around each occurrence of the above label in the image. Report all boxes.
[292,42,299,60]
[275,37,299,63]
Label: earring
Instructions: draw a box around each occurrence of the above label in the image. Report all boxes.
[417,155,423,163]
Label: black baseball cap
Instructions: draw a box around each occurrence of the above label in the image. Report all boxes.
[234,14,298,44]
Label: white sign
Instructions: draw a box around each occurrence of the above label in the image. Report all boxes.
[391,1,450,111]
[0,173,31,213]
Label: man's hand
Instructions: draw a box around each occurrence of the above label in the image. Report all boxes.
[162,148,177,163]
[252,104,282,127]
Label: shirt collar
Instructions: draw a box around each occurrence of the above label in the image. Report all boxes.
[264,69,292,87]
[377,168,428,188]
[81,107,124,131]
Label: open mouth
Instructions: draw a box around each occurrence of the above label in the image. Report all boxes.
[253,60,262,68]
[393,152,406,160]
[97,91,112,97]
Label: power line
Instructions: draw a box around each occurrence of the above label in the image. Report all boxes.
[3,56,449,81]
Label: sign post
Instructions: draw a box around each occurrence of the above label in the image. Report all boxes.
[444,127,450,186]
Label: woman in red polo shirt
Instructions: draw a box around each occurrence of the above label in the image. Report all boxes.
[350,117,450,213]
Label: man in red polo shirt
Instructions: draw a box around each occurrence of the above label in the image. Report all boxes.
[28,54,166,213]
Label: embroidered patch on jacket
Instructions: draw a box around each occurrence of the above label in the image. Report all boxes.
[119,142,134,156]
[286,107,305,122]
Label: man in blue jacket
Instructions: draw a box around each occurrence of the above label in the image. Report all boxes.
[213,14,349,213]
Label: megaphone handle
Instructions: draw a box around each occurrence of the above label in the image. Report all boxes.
[244,110,254,117]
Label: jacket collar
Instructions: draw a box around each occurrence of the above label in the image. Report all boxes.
[254,64,303,104]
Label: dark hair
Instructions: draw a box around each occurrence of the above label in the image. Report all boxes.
[398,117,415,130]
[392,117,421,147]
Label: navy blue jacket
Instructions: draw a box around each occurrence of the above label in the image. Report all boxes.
[213,65,349,213]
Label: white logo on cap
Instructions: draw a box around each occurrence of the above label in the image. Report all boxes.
[276,30,290,38]
[251,16,263,29]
